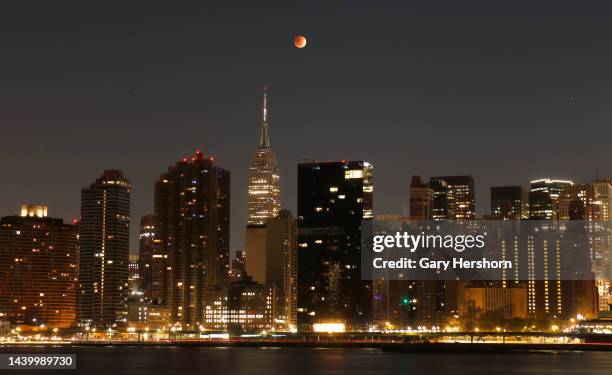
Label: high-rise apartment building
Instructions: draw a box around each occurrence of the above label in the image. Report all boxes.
[0,205,78,328]
[153,151,230,327]
[526,178,598,319]
[522,223,598,320]
[558,180,612,311]
[78,170,131,327]
[297,161,373,330]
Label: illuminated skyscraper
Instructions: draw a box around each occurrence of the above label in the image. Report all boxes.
[558,180,612,311]
[245,88,281,284]
[427,179,455,220]
[247,87,280,226]
[78,170,131,327]
[153,151,230,327]
[529,178,573,219]
[297,161,373,330]
[429,175,475,220]
[0,205,78,328]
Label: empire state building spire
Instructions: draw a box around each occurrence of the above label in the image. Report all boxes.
[259,87,270,149]
[248,87,280,226]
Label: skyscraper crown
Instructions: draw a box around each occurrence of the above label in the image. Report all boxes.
[259,86,270,149]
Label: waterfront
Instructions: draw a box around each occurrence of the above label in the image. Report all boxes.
[1,346,612,374]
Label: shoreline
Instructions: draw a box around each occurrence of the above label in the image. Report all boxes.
[1,341,612,352]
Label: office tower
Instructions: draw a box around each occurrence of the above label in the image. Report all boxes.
[0,205,78,328]
[138,215,156,299]
[491,186,529,220]
[426,176,474,325]
[265,210,298,331]
[405,180,447,326]
[592,178,612,311]
[78,170,131,327]
[529,178,573,219]
[558,182,612,223]
[247,87,280,226]
[528,191,554,220]
[558,181,612,311]
[558,184,595,221]
[429,175,475,220]
[297,161,373,330]
[409,176,433,220]
[490,186,528,219]
[153,151,230,327]
[427,179,455,220]
[245,88,281,284]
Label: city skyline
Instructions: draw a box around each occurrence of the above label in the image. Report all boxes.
[2,3,612,373]
[1,146,610,255]
[2,167,609,331]
[3,2,612,252]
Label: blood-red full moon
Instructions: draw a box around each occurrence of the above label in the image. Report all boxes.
[294,35,307,48]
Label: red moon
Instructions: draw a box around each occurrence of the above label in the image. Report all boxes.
[294,35,307,48]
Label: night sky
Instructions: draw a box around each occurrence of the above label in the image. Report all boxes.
[2,1,612,253]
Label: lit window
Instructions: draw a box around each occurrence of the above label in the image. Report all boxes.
[345,170,364,179]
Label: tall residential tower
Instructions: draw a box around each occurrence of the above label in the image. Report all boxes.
[78,170,131,327]
[153,151,230,327]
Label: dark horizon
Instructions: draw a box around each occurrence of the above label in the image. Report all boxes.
[2,1,612,253]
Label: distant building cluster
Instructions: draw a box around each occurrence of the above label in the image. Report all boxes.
[371,176,610,331]
[0,90,611,334]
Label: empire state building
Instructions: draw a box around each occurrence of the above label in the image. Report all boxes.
[247,87,280,226]
[245,88,281,285]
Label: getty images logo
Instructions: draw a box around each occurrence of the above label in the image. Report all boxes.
[372,232,486,253]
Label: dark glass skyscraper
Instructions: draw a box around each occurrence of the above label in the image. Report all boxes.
[78,170,131,328]
[297,161,373,330]
[430,175,475,220]
[427,179,455,221]
[529,178,573,219]
[490,186,528,219]
[153,151,230,328]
